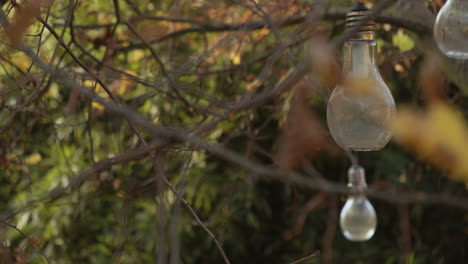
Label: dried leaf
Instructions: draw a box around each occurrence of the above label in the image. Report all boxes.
[276,84,336,172]
[5,0,42,49]
[109,70,137,96]
[134,20,169,42]
[307,37,341,89]
[65,86,80,115]
[343,76,378,97]
[419,56,445,102]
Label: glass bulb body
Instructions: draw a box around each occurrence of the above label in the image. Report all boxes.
[327,40,396,151]
[340,195,377,241]
[339,165,377,242]
[434,0,468,59]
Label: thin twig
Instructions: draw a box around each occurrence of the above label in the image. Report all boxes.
[290,250,321,264]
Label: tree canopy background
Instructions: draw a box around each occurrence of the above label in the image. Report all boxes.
[0,0,467,263]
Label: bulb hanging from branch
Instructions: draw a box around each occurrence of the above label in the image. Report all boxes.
[326,2,396,151]
[434,0,468,59]
[339,165,377,242]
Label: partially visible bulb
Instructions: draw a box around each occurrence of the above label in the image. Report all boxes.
[327,3,396,151]
[434,0,468,59]
[339,165,377,242]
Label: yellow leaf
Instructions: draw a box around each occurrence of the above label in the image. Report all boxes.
[83,80,107,110]
[129,50,145,63]
[24,153,42,165]
[92,101,105,111]
[12,53,32,72]
[229,51,241,65]
[118,70,136,96]
[83,80,95,88]
[392,103,468,183]
[246,79,260,91]
[253,28,269,39]
[95,83,110,98]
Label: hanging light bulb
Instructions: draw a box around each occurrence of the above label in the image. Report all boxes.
[434,0,468,59]
[327,2,396,151]
[340,165,377,242]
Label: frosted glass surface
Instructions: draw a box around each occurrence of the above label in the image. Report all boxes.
[327,41,396,151]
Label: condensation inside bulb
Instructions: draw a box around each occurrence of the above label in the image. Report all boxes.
[340,196,377,241]
[434,0,468,59]
[327,42,396,151]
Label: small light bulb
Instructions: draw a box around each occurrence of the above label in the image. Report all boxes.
[434,0,468,59]
[340,196,377,242]
[327,3,396,151]
[339,165,377,242]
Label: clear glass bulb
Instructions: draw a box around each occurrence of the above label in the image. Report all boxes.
[339,165,377,242]
[434,0,468,59]
[340,196,377,242]
[327,6,396,151]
